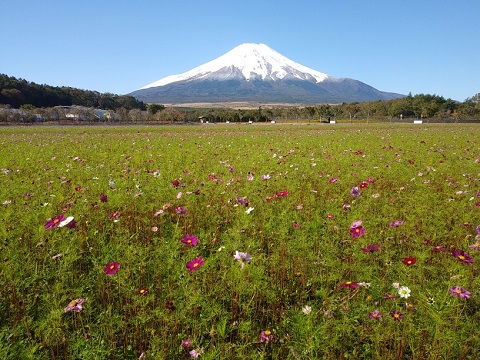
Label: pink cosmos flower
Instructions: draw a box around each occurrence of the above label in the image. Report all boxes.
[329,177,338,183]
[350,226,365,238]
[350,186,361,197]
[189,348,204,358]
[369,309,382,320]
[186,257,204,273]
[109,211,120,219]
[390,220,404,227]
[361,244,381,253]
[45,214,66,230]
[104,261,120,275]
[276,190,289,197]
[181,338,192,349]
[468,241,480,251]
[259,330,274,343]
[451,250,474,264]
[449,286,470,299]
[99,194,108,203]
[182,234,198,247]
[65,298,85,313]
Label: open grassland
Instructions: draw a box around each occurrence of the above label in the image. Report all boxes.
[1,123,479,359]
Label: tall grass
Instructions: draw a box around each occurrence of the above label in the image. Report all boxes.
[1,124,479,359]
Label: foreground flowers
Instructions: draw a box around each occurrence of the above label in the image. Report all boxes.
[451,250,474,264]
[390,310,403,321]
[369,309,382,320]
[233,251,252,268]
[45,214,75,230]
[65,298,85,313]
[449,286,470,299]
[350,220,365,238]
[259,330,274,343]
[186,257,204,273]
[398,286,411,299]
[104,261,120,275]
[182,234,198,247]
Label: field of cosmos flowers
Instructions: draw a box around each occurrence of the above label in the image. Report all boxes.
[1,123,479,359]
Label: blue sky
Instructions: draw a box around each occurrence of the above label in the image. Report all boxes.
[1,0,478,101]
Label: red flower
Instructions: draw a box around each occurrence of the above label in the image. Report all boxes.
[137,287,149,296]
[104,261,120,275]
[339,281,359,288]
[402,257,417,266]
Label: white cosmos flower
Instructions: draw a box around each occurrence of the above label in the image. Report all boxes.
[58,216,74,228]
[398,286,411,299]
[245,207,254,214]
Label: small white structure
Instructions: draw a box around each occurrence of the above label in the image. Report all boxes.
[330,120,336,124]
[271,120,276,124]
[414,120,423,124]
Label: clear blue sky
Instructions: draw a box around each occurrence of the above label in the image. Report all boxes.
[1,0,478,101]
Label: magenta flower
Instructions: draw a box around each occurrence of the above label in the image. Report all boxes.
[236,196,249,206]
[276,190,289,197]
[181,338,192,349]
[171,179,180,187]
[259,330,274,343]
[361,244,381,253]
[431,245,447,252]
[182,234,198,247]
[451,250,474,264]
[449,286,470,299]
[109,211,120,219]
[104,261,120,275]
[175,207,187,214]
[65,298,85,313]
[369,309,382,320]
[390,310,403,321]
[390,220,404,227]
[186,257,204,273]
[44,214,65,230]
[350,226,365,238]
[339,281,359,289]
[350,186,361,197]
[99,194,108,203]
[329,177,338,183]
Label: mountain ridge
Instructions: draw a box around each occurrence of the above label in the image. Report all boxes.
[130,43,404,104]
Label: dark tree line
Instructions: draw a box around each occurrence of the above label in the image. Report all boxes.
[0,74,146,110]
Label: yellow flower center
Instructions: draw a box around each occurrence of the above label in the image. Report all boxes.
[193,263,199,268]
[458,255,465,260]
[265,330,271,336]
[456,289,462,294]
[110,265,115,269]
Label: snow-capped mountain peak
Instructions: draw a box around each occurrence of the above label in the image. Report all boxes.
[141,43,330,89]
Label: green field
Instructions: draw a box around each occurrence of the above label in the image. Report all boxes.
[1,124,479,359]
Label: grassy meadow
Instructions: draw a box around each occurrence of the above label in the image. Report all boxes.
[1,123,479,359]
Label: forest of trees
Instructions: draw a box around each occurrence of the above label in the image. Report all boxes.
[0,74,146,110]
[1,73,479,124]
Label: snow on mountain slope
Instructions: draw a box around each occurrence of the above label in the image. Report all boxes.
[140,43,331,89]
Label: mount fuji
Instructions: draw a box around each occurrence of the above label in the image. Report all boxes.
[129,43,404,105]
